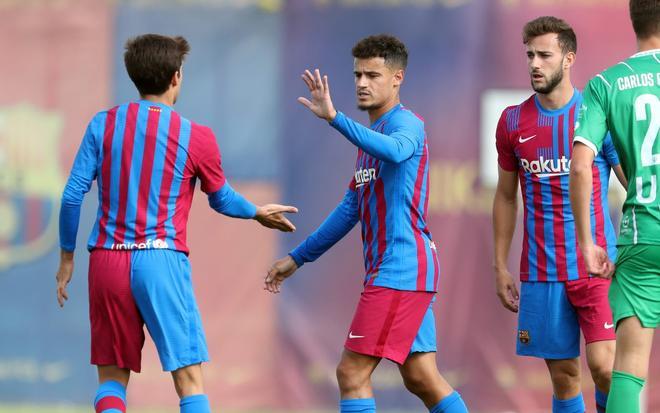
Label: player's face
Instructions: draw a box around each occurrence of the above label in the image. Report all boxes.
[353,57,403,111]
[526,33,571,94]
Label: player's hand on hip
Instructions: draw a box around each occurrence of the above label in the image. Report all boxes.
[56,250,74,308]
[255,204,298,232]
[265,255,298,294]
[297,68,337,122]
[495,268,519,313]
[582,244,614,279]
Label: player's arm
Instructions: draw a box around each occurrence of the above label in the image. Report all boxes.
[265,187,359,293]
[570,76,614,278]
[612,164,628,188]
[492,111,520,313]
[492,168,520,312]
[569,144,614,277]
[329,112,418,163]
[192,126,297,231]
[296,68,417,163]
[57,119,99,307]
[602,133,628,188]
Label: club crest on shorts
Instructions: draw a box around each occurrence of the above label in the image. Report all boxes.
[0,105,65,270]
[518,329,530,344]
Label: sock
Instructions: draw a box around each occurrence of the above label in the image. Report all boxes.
[552,393,585,413]
[180,394,211,413]
[430,391,468,413]
[339,398,376,412]
[606,370,645,413]
[595,388,608,413]
[94,380,126,413]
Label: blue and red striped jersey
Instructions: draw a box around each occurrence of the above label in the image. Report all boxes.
[290,104,439,292]
[63,100,228,254]
[496,89,619,282]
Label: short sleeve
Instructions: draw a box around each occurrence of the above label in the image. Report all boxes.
[574,76,610,156]
[495,109,518,171]
[188,124,226,194]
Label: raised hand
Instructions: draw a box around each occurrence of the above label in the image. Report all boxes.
[582,244,615,279]
[298,69,337,122]
[495,268,520,312]
[254,204,298,232]
[265,255,299,293]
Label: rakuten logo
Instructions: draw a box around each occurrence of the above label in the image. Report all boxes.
[355,167,377,188]
[520,156,571,177]
[111,238,169,250]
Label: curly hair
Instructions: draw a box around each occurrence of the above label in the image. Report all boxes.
[352,34,408,70]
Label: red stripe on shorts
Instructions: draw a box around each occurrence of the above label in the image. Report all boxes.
[375,291,402,356]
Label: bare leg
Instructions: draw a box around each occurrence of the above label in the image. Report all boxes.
[336,349,381,399]
[398,352,455,408]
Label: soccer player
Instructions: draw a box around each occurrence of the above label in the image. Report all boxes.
[55,34,297,413]
[264,35,468,413]
[493,17,627,413]
[569,1,660,412]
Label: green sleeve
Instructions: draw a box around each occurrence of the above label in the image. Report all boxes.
[574,76,610,156]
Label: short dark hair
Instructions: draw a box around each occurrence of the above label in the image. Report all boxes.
[352,34,408,70]
[630,0,660,39]
[522,16,577,54]
[124,34,190,96]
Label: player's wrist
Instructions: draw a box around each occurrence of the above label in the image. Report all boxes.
[60,249,74,262]
[492,260,509,273]
[326,108,337,123]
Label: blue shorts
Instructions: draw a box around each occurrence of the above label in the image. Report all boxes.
[516,281,580,359]
[89,249,209,372]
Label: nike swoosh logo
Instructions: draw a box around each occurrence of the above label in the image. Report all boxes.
[604,322,614,329]
[348,332,365,339]
[518,134,537,143]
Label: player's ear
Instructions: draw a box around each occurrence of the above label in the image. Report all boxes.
[563,51,576,70]
[393,68,404,86]
[172,67,182,87]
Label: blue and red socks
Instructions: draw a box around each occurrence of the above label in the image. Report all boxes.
[180,394,211,413]
[340,398,376,412]
[595,388,608,413]
[430,391,468,413]
[552,393,585,413]
[94,380,126,413]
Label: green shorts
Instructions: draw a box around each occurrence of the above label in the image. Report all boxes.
[610,244,660,329]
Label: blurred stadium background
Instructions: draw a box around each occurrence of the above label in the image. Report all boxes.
[0,0,656,412]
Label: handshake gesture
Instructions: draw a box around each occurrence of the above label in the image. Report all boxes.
[254,204,298,232]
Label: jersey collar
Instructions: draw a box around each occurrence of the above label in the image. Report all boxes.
[631,48,660,58]
[534,87,580,117]
[370,103,402,129]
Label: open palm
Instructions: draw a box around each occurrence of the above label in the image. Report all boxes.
[298,69,337,122]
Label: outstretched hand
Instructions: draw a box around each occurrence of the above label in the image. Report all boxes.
[298,69,337,122]
[265,255,299,293]
[254,204,298,232]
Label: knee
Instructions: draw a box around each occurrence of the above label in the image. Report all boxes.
[336,362,369,394]
[399,369,431,397]
[549,363,581,393]
[589,363,613,389]
[172,365,204,398]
